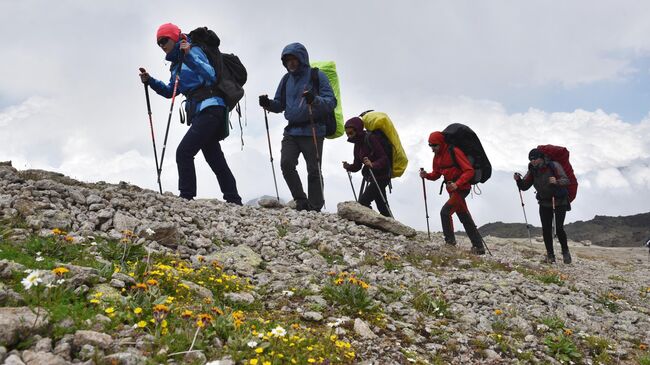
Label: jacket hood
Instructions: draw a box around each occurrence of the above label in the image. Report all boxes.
[428,132,446,146]
[345,117,366,143]
[164,40,183,64]
[281,42,310,73]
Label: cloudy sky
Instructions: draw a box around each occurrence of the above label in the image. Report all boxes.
[2,1,649,233]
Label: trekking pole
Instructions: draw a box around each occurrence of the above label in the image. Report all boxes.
[514,173,532,244]
[307,104,325,209]
[263,109,280,202]
[419,168,431,239]
[158,40,185,188]
[346,170,358,201]
[367,167,393,218]
[139,68,162,194]
[552,196,556,238]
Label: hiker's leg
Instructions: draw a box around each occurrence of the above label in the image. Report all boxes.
[440,192,462,245]
[374,179,391,217]
[199,107,242,205]
[280,135,307,205]
[357,178,374,209]
[176,110,211,199]
[539,205,555,258]
[554,206,569,254]
[300,136,324,211]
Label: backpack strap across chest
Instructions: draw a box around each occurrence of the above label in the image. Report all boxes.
[279,68,319,108]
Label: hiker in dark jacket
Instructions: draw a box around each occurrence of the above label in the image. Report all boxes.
[258,43,337,212]
[342,117,391,217]
[515,148,572,264]
[139,23,242,205]
[419,131,485,254]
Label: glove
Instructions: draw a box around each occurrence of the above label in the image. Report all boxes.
[259,95,270,108]
[303,90,315,105]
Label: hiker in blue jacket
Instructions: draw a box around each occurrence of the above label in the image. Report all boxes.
[342,117,391,217]
[259,42,337,212]
[139,23,242,205]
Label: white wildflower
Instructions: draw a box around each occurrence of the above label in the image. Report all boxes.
[146,228,155,235]
[247,340,258,348]
[271,325,286,337]
[282,290,294,297]
[90,241,97,246]
[35,256,44,262]
[21,271,43,290]
[257,333,264,339]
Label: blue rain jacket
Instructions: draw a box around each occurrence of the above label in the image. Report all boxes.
[267,43,337,137]
[149,39,225,114]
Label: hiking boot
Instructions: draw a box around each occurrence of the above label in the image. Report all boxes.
[562,252,572,264]
[543,255,556,264]
[295,200,309,211]
[470,246,485,255]
[445,240,457,246]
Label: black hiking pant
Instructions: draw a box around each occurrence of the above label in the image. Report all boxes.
[176,106,242,204]
[280,135,324,211]
[539,205,569,258]
[440,189,484,248]
[359,178,390,217]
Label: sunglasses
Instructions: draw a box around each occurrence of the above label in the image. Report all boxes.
[428,143,439,147]
[157,37,171,47]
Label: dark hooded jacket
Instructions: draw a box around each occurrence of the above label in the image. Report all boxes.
[344,117,390,181]
[517,158,570,207]
[423,131,474,192]
[267,43,337,137]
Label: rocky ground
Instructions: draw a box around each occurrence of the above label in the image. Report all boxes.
[0,162,649,365]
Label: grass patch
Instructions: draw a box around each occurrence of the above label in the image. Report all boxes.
[595,292,621,313]
[544,333,582,364]
[539,316,565,331]
[322,272,377,316]
[535,270,566,286]
[410,289,452,319]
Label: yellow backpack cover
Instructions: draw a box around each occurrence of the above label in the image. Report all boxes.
[360,111,408,177]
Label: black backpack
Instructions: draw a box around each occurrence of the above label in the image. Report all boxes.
[441,123,491,184]
[187,27,247,110]
[279,68,337,137]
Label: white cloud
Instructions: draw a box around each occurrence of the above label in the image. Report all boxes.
[0,96,53,127]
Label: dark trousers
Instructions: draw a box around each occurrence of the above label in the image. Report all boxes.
[280,135,324,211]
[440,189,483,247]
[359,178,390,217]
[176,106,242,204]
[539,205,569,258]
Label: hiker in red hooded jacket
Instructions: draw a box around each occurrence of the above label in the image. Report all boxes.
[419,131,486,254]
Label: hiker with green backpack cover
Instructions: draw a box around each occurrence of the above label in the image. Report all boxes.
[139,23,242,205]
[259,43,337,212]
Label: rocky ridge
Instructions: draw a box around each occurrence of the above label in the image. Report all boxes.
[0,163,649,364]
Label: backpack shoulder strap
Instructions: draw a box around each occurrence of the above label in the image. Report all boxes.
[364,132,375,156]
[448,145,458,167]
[279,73,290,108]
[310,67,320,95]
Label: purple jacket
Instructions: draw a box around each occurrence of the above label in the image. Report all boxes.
[345,117,390,181]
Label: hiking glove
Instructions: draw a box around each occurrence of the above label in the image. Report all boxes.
[303,90,315,105]
[259,95,270,108]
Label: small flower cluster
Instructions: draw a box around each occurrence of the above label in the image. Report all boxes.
[327,271,370,289]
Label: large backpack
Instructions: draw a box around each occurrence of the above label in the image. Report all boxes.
[441,123,491,184]
[279,64,342,139]
[364,130,393,177]
[187,27,247,110]
[537,144,578,203]
[360,111,408,178]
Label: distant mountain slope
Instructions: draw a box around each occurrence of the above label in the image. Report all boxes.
[479,212,650,247]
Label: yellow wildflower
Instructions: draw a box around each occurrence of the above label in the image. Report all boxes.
[564,329,573,336]
[89,299,100,304]
[146,279,158,286]
[52,267,70,276]
[137,320,147,328]
[134,307,143,314]
[307,359,316,363]
[249,360,258,365]
[181,310,193,318]
[255,347,263,354]
[105,307,115,314]
[494,309,503,316]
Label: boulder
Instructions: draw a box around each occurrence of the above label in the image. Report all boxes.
[337,201,416,237]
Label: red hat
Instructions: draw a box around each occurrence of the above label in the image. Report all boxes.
[156,23,181,43]
[428,131,445,145]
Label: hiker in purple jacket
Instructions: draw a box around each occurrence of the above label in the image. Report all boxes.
[342,117,391,217]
